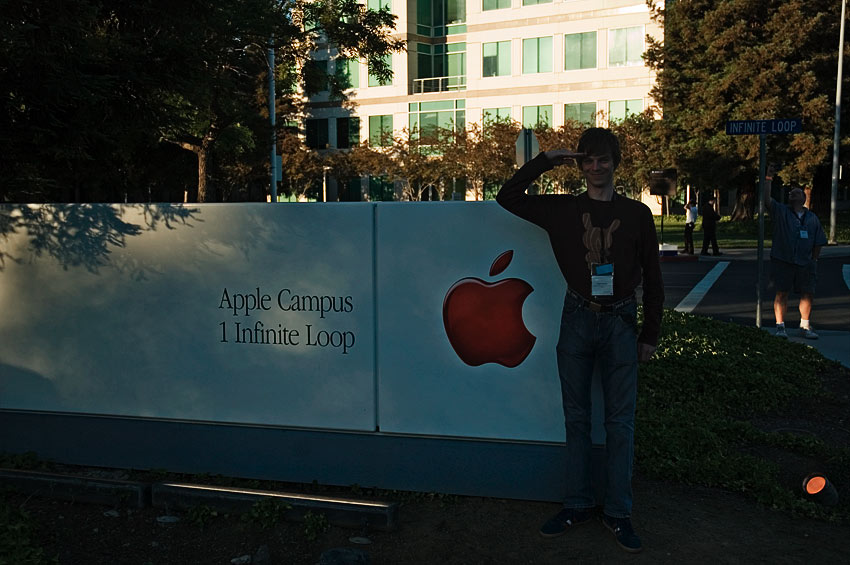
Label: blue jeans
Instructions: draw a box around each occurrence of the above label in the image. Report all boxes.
[556,291,638,518]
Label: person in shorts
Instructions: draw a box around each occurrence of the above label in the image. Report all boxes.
[763,171,827,339]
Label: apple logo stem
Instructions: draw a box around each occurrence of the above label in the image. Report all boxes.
[442,250,536,368]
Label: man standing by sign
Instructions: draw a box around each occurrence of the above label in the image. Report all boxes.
[763,170,827,339]
[497,128,664,553]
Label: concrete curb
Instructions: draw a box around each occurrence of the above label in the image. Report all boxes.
[151,482,398,531]
[0,467,399,531]
[0,468,150,508]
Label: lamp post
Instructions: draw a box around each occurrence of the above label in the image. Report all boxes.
[829,0,846,243]
[323,165,331,202]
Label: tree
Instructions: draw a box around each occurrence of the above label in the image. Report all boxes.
[645,0,849,218]
[0,0,404,203]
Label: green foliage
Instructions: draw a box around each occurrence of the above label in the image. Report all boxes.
[0,453,52,471]
[0,499,57,564]
[186,504,219,530]
[653,209,850,247]
[646,0,849,196]
[241,498,292,529]
[0,0,403,203]
[637,308,849,521]
[302,510,330,542]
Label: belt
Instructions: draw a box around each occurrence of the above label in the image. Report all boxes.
[567,287,635,313]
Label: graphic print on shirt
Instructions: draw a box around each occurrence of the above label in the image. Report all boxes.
[581,213,620,270]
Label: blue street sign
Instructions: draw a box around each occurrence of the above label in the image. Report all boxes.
[725,118,802,135]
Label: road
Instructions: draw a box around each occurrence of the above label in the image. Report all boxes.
[648,246,850,366]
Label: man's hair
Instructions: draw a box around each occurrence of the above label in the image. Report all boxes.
[576,128,621,170]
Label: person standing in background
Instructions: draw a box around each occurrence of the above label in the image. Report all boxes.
[763,168,827,339]
[683,199,698,254]
[700,194,722,256]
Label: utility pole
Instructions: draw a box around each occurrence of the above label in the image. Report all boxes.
[268,42,278,203]
[829,0,846,243]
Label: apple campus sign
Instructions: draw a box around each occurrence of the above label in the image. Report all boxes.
[442,250,536,368]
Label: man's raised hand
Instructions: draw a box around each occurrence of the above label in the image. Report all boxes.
[544,149,585,167]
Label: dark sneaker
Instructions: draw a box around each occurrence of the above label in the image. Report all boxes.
[801,326,819,340]
[539,508,591,538]
[601,514,642,553]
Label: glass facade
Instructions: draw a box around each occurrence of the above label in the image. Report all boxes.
[522,37,552,74]
[306,118,329,149]
[368,55,393,86]
[564,32,596,70]
[608,99,642,122]
[482,41,511,77]
[522,105,552,128]
[417,0,466,36]
[414,43,466,92]
[409,100,465,140]
[369,176,395,201]
[369,115,393,146]
[482,0,510,10]
[336,58,360,90]
[336,117,360,149]
[609,26,644,67]
[483,107,511,122]
[564,103,597,126]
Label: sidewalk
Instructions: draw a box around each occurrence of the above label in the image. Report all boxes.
[693,243,850,261]
[759,327,850,368]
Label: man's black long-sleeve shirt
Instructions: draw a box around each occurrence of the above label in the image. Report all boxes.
[496,153,664,346]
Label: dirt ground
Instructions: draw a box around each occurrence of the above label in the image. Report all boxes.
[7,475,850,565]
[7,364,850,564]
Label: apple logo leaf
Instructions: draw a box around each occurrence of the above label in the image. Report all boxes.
[489,250,514,277]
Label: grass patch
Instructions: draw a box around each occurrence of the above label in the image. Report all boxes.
[654,209,850,248]
[0,494,56,564]
[637,308,849,521]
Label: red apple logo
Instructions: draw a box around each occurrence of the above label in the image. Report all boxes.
[442,250,536,367]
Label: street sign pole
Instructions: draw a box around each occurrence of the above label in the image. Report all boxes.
[725,118,801,329]
[757,133,767,328]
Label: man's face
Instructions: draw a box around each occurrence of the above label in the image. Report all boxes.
[789,188,805,207]
[580,152,615,190]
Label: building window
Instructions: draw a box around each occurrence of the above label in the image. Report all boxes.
[522,0,552,5]
[336,58,360,90]
[482,41,511,77]
[305,59,329,94]
[608,26,644,67]
[482,0,510,10]
[368,55,392,86]
[336,117,360,149]
[522,105,552,128]
[306,118,329,149]
[339,178,362,202]
[367,0,391,11]
[565,103,597,126]
[565,31,596,70]
[409,100,465,141]
[417,0,466,36]
[369,176,395,201]
[483,107,511,122]
[369,115,393,146]
[608,99,642,122]
[413,43,466,92]
[522,37,552,74]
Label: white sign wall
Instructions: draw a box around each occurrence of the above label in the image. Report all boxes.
[0,204,376,431]
[376,202,566,442]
